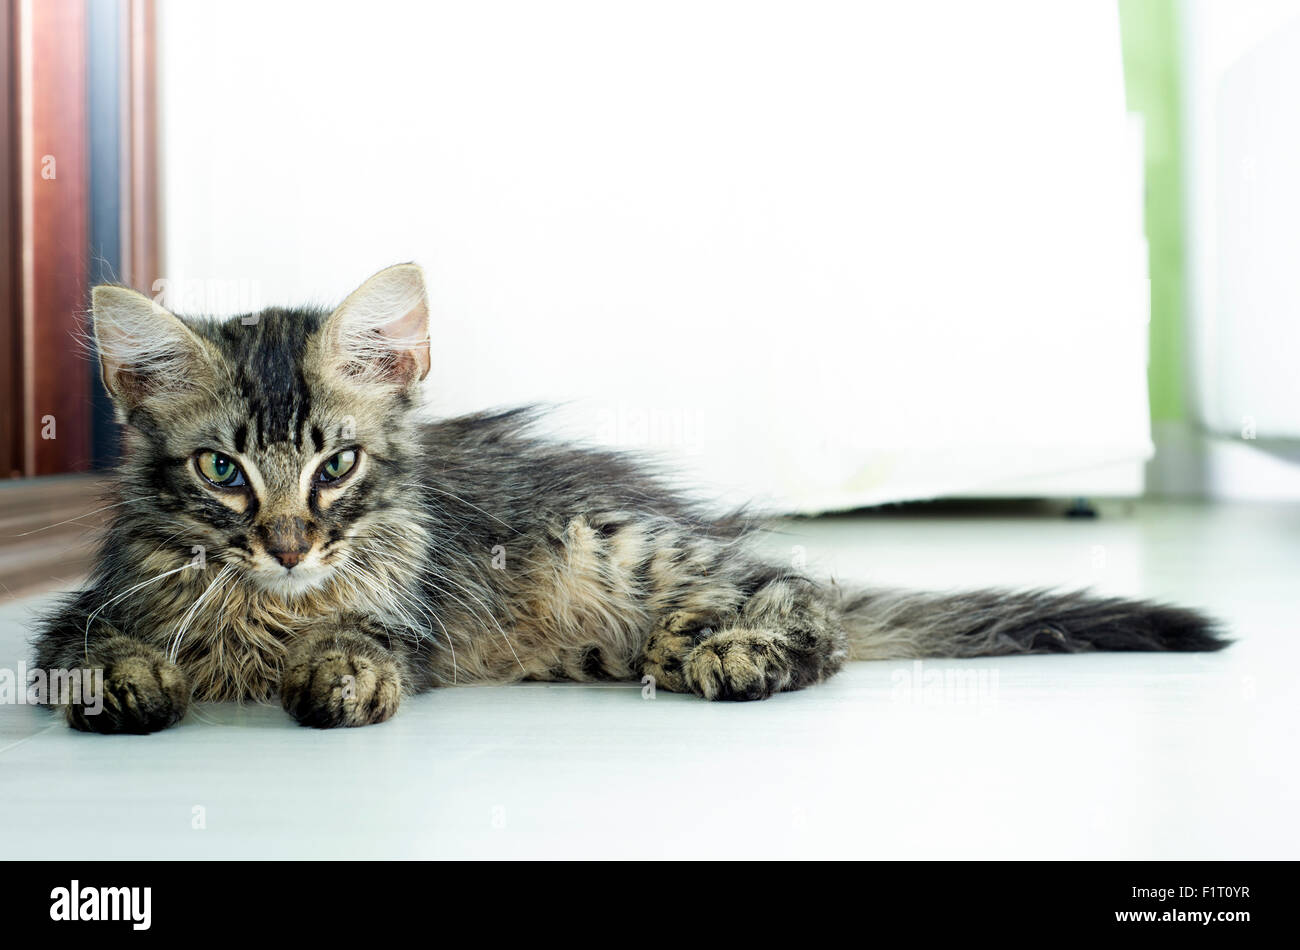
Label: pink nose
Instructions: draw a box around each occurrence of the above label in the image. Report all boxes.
[269,548,307,569]
[261,516,314,569]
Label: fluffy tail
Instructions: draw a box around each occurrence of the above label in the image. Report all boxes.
[837,587,1229,660]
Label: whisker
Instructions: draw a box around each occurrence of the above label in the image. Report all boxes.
[216,565,246,616]
[167,564,235,663]
[335,552,457,681]
[9,496,152,538]
[339,557,434,639]
[357,535,525,676]
[420,485,520,535]
[82,564,195,662]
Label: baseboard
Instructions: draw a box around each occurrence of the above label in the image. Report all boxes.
[1147,420,1300,500]
[952,458,1147,499]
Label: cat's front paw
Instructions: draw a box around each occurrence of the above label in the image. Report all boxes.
[280,633,403,728]
[65,645,190,734]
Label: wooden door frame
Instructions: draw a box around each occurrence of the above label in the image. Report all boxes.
[1,0,158,478]
[9,0,90,477]
[125,0,158,295]
[1,0,22,478]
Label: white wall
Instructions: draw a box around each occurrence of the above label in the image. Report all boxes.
[1181,0,1300,438]
[1168,0,1300,499]
[157,0,1152,511]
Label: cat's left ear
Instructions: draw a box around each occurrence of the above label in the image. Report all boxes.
[323,263,431,387]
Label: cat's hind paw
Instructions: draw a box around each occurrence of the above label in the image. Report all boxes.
[683,629,793,701]
[635,611,719,694]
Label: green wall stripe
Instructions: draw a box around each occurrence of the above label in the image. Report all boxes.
[1118,0,1187,423]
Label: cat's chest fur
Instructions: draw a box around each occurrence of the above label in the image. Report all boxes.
[161,575,383,702]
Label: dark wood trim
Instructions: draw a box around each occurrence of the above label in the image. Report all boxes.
[14,0,92,477]
[0,0,21,478]
[125,0,157,293]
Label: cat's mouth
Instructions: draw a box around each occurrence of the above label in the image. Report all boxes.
[248,560,335,597]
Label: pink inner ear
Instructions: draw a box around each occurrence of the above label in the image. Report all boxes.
[330,263,433,385]
[377,303,431,381]
[93,289,207,406]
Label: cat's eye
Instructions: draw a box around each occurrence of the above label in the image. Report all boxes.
[195,451,246,488]
[317,449,358,484]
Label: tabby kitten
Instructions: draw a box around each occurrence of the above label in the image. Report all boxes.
[32,263,1226,732]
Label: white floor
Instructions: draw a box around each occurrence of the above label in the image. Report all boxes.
[0,501,1294,860]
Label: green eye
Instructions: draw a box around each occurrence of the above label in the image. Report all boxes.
[318,449,358,483]
[196,451,245,487]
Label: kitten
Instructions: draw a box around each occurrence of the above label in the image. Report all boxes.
[31,264,1227,732]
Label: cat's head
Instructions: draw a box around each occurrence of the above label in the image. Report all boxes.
[92,263,431,598]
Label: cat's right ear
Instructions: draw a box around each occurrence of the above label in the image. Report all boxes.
[91,285,211,410]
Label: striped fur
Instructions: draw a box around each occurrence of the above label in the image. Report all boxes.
[31,265,1228,732]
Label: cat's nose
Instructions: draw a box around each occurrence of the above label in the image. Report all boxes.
[269,547,308,569]
[259,516,315,569]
